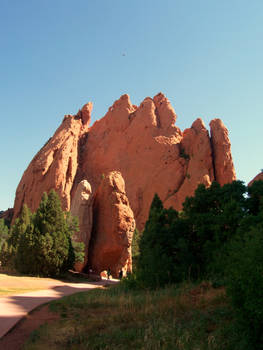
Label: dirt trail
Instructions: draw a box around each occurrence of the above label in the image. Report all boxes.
[0,273,118,349]
[0,304,59,350]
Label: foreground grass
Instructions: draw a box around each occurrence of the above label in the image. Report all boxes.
[22,281,240,350]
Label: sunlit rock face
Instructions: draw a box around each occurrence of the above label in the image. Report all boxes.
[12,93,236,272]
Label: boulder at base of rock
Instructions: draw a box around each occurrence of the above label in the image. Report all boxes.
[89,171,135,278]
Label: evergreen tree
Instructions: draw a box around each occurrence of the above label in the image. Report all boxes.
[16,190,77,276]
[136,181,248,288]
[182,180,247,279]
[9,204,32,249]
[0,218,9,250]
[246,180,263,215]
[0,219,11,267]
[131,228,141,270]
[137,195,182,288]
[226,224,263,349]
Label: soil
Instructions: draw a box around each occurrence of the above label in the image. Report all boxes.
[0,304,60,350]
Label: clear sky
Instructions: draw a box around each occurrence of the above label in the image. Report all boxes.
[1,0,263,210]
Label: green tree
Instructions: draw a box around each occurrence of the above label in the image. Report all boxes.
[0,219,11,267]
[16,190,78,276]
[226,224,263,349]
[9,204,32,249]
[137,194,183,288]
[0,219,9,250]
[137,181,248,289]
[182,181,247,280]
[131,228,141,270]
[246,180,263,215]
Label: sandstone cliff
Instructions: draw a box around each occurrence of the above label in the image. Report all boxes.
[13,103,92,221]
[12,92,236,272]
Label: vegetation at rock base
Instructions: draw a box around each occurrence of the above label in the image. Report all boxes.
[0,190,83,276]
[2,181,263,348]
[129,180,263,349]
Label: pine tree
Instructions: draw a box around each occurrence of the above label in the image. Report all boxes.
[137,194,181,288]
[9,204,32,249]
[16,190,77,276]
[0,218,9,250]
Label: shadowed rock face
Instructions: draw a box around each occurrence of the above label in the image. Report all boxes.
[12,92,236,272]
[70,179,93,270]
[88,171,135,277]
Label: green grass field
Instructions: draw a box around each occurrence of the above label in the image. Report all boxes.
[23,282,238,350]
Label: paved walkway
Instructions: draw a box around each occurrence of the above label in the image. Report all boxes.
[0,279,118,339]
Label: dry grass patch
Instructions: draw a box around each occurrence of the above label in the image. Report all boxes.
[23,282,236,350]
[0,273,64,296]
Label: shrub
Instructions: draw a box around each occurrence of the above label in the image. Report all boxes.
[179,148,190,160]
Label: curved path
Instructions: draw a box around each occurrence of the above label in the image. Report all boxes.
[0,278,118,339]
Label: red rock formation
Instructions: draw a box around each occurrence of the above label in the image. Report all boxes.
[248,172,263,187]
[89,171,135,277]
[0,208,14,225]
[12,103,92,222]
[70,179,93,270]
[210,119,236,186]
[12,92,236,271]
[165,118,215,210]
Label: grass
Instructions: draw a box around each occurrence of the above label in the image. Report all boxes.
[0,270,97,296]
[0,273,59,296]
[23,281,238,350]
[0,287,46,296]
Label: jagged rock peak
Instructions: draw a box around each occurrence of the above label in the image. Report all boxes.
[209,118,236,185]
[109,94,136,114]
[153,92,177,128]
[80,102,93,126]
[191,118,207,133]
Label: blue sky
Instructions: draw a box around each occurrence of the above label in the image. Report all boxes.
[1,0,263,210]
